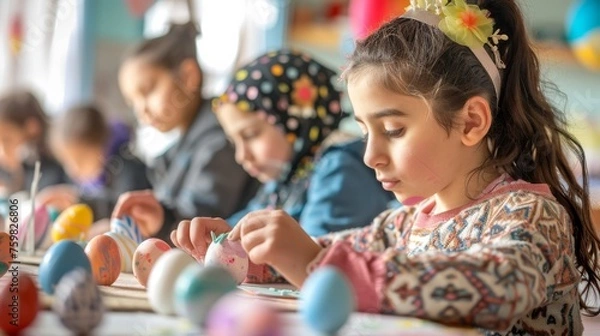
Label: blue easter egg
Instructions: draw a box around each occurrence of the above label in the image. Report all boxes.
[38,240,91,294]
[300,266,355,334]
[174,264,238,325]
[110,216,143,244]
[53,268,104,334]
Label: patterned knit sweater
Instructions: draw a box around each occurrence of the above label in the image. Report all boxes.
[248,174,584,335]
[313,174,583,335]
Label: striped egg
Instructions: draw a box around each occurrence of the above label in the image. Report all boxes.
[53,268,104,334]
[110,216,143,244]
[104,232,138,273]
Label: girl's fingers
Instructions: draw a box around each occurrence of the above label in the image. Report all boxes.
[176,220,193,253]
[229,210,271,241]
[170,229,180,249]
[189,218,210,255]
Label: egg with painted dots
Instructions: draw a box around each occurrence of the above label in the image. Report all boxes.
[204,232,248,284]
[132,238,171,287]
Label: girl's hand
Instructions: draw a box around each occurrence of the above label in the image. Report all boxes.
[112,190,164,237]
[228,209,322,287]
[36,184,78,210]
[170,217,231,261]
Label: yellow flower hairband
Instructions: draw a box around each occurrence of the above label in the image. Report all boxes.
[404,0,509,99]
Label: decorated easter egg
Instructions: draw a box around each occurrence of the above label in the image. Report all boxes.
[85,235,122,285]
[53,268,104,334]
[17,205,51,249]
[204,232,248,284]
[147,249,197,315]
[206,292,281,336]
[300,266,355,334]
[132,238,171,287]
[0,232,12,278]
[38,240,91,294]
[51,204,94,242]
[0,272,39,334]
[104,231,138,273]
[48,206,61,223]
[174,264,238,325]
[110,216,143,244]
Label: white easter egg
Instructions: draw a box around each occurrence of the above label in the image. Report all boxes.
[147,249,197,315]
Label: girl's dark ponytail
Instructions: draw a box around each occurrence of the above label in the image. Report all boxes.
[482,0,600,316]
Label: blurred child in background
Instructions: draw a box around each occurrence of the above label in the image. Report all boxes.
[114,22,260,241]
[0,90,67,196]
[38,105,151,224]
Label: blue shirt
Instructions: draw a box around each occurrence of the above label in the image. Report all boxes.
[227,139,395,237]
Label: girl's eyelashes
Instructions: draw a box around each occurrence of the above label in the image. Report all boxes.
[384,128,405,138]
[240,129,260,141]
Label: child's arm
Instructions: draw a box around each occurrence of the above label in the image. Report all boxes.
[242,206,412,284]
[308,197,577,331]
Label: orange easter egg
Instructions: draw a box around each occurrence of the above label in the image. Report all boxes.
[0,272,39,334]
[84,235,121,286]
[0,232,12,278]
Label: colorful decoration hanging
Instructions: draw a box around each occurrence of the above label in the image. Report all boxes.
[9,13,24,55]
[125,0,155,18]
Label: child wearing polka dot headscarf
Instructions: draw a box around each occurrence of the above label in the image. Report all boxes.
[169,50,394,254]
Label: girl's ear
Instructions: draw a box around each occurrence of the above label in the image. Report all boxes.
[458,96,492,147]
[178,59,202,93]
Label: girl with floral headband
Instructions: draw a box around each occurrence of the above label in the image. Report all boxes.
[170,50,394,255]
[173,0,600,334]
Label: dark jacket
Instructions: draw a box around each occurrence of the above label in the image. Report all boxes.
[0,155,68,196]
[78,145,152,219]
[150,100,260,241]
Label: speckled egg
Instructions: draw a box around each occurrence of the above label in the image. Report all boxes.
[53,268,104,334]
[104,231,138,273]
[0,232,12,278]
[0,272,39,334]
[206,292,282,336]
[204,233,248,284]
[174,264,238,325]
[132,238,171,287]
[147,249,197,315]
[85,235,122,286]
[18,205,51,249]
[38,240,92,294]
[51,204,94,242]
[110,216,143,244]
[300,266,355,334]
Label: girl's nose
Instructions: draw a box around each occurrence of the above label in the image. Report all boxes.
[363,137,388,169]
[235,143,253,165]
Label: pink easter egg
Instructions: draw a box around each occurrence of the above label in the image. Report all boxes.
[132,238,171,287]
[204,233,248,284]
[17,205,51,248]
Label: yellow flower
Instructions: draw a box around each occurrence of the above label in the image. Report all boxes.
[439,0,494,48]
